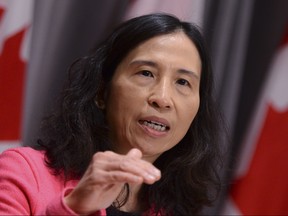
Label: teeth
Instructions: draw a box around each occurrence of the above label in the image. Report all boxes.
[143,120,167,131]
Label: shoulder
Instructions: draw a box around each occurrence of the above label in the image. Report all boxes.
[0,146,66,199]
[1,146,44,156]
[0,146,49,180]
[0,146,45,166]
[0,147,73,214]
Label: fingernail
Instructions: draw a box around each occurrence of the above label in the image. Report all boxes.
[152,168,161,177]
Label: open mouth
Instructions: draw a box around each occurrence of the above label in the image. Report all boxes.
[139,120,170,132]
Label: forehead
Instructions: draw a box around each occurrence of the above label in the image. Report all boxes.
[133,32,197,54]
[116,32,202,75]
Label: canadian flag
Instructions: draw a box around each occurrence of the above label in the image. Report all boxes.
[0,0,33,152]
[223,27,288,215]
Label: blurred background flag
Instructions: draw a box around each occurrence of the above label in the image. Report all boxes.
[223,25,288,215]
[0,0,34,152]
[0,1,287,214]
[125,0,204,26]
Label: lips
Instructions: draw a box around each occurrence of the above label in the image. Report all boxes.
[139,117,170,132]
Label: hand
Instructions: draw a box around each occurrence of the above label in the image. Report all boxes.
[64,148,161,215]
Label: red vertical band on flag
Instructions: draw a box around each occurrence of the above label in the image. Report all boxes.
[231,105,288,214]
[0,8,4,21]
[0,1,33,152]
[0,29,27,140]
[227,25,288,215]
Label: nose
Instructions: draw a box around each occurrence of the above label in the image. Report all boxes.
[148,79,173,110]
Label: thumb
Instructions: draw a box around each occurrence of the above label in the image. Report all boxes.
[127,148,142,159]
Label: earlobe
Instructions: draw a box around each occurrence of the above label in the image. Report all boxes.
[95,99,105,109]
[95,83,107,110]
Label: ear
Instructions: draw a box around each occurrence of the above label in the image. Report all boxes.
[95,98,105,109]
[95,80,108,110]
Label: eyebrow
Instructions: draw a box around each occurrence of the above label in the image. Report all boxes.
[129,60,200,79]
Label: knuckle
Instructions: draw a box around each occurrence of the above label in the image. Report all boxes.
[92,152,104,161]
[119,159,131,171]
[109,172,118,181]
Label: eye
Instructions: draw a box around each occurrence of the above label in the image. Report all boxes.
[177,78,190,87]
[139,70,153,77]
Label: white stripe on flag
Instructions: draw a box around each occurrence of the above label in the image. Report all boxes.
[0,141,21,153]
[0,0,33,60]
[124,0,204,26]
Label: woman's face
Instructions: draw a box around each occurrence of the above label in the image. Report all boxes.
[105,32,201,162]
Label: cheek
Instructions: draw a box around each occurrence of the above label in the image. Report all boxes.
[181,97,200,128]
[106,82,143,123]
[108,82,132,106]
